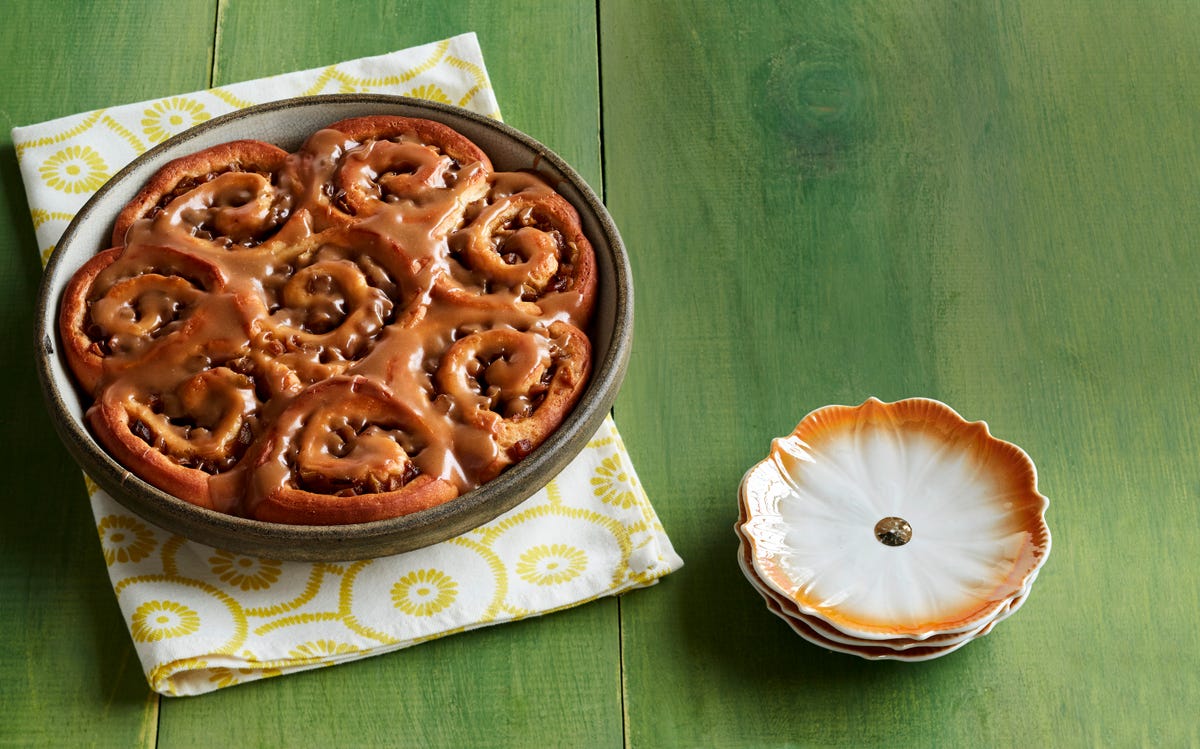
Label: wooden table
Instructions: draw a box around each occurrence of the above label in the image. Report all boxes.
[3,2,1197,746]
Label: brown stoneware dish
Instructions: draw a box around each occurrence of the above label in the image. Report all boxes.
[35,95,633,561]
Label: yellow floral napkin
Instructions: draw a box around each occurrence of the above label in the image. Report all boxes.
[13,33,681,697]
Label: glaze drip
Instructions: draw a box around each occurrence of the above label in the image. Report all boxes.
[60,115,596,524]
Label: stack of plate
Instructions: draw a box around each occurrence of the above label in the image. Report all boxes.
[736,397,1051,661]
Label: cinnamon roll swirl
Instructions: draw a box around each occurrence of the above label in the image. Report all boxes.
[245,226,427,386]
[88,356,267,513]
[245,376,457,524]
[59,115,600,526]
[113,139,295,249]
[434,322,591,475]
[59,244,226,394]
[294,115,492,230]
[442,191,596,326]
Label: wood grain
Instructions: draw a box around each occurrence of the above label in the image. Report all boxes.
[0,3,219,746]
[158,605,619,747]
[212,0,602,188]
[5,0,1200,745]
[604,0,1200,746]
[151,2,620,747]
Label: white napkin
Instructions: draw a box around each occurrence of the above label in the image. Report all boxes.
[14,32,682,697]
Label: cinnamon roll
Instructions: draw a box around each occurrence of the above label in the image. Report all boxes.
[441,191,597,326]
[245,226,427,387]
[434,321,591,475]
[59,115,599,526]
[59,244,226,394]
[294,115,492,230]
[245,376,457,524]
[113,139,295,249]
[87,355,266,513]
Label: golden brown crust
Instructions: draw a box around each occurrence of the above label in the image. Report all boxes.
[245,376,460,524]
[440,191,597,323]
[253,472,458,525]
[111,139,291,247]
[61,116,597,525]
[59,247,122,395]
[434,321,591,478]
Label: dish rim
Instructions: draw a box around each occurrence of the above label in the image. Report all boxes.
[737,396,1051,640]
[33,94,634,561]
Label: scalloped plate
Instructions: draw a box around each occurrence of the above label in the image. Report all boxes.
[739,397,1050,641]
[736,521,1036,659]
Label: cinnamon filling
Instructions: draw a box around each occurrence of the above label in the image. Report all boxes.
[63,116,597,523]
[150,168,292,247]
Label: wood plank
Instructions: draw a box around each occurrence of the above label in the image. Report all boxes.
[0,2,218,745]
[154,3,619,747]
[604,0,1200,746]
[158,605,618,747]
[210,0,601,188]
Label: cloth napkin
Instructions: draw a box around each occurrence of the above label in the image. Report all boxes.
[13,33,682,697]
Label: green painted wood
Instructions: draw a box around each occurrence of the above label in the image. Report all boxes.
[9,1,1200,746]
[210,0,602,189]
[0,2,218,746]
[604,0,1200,746]
[150,3,619,748]
[158,605,618,747]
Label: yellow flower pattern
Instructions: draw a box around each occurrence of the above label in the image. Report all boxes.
[132,600,201,642]
[288,640,360,660]
[97,515,156,565]
[141,97,211,143]
[517,544,588,586]
[406,84,452,104]
[591,455,637,509]
[391,569,458,616]
[208,551,282,591]
[207,665,282,688]
[38,146,109,194]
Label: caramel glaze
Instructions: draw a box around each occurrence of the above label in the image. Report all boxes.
[63,117,596,524]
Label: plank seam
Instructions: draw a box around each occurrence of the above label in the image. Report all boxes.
[209,0,224,87]
[151,690,162,749]
[595,0,608,208]
[595,4,629,743]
